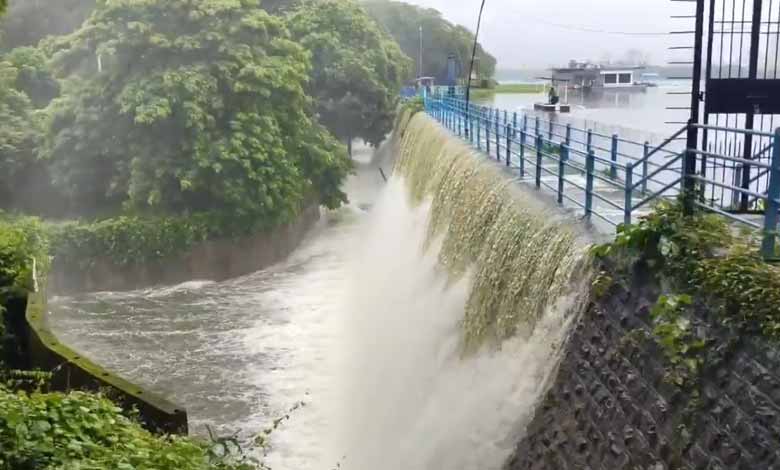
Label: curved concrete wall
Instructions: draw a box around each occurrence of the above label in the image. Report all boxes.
[28,202,322,434]
[22,290,189,433]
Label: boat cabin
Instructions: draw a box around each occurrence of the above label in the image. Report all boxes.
[551,60,644,90]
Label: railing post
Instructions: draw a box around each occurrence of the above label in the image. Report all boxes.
[495,113,500,160]
[519,127,526,177]
[446,100,452,130]
[535,135,543,189]
[761,128,780,258]
[457,101,462,137]
[476,112,481,150]
[558,143,567,204]
[585,150,595,220]
[548,120,554,140]
[513,112,518,138]
[506,123,512,167]
[611,134,619,180]
[624,162,634,227]
[642,141,650,194]
[535,116,540,142]
[565,124,572,146]
[586,129,593,155]
[485,111,491,155]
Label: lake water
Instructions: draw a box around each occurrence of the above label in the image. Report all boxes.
[477,80,693,141]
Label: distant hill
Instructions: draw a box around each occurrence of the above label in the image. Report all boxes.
[363,0,497,83]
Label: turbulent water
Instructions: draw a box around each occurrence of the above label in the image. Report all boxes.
[49,114,593,470]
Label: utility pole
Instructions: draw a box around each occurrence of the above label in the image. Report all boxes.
[418,25,423,79]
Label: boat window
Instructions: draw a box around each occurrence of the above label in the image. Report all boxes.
[619,73,632,84]
[603,73,617,84]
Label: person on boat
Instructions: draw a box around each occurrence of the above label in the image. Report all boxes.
[548,85,560,105]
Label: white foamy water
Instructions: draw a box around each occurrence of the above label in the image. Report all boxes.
[48,140,585,470]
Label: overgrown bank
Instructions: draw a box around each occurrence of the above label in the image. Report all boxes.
[0,221,264,470]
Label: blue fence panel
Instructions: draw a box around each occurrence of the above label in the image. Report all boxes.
[422,93,780,258]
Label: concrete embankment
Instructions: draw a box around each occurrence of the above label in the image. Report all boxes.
[23,198,325,435]
[505,262,780,469]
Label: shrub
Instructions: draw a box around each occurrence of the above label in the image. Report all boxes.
[0,388,254,470]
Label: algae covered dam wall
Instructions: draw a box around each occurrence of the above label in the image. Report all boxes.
[395,108,780,470]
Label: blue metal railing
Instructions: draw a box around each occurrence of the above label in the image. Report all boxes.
[424,94,780,259]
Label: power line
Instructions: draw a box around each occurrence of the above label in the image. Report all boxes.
[526,17,668,37]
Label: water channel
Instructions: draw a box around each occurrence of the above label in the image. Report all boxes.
[47,92,673,468]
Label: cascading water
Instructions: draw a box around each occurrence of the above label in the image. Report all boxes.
[48,111,592,470]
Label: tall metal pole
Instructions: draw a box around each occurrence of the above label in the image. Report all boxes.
[418,25,423,79]
[464,0,487,138]
[684,0,706,213]
[700,0,716,184]
[740,0,764,211]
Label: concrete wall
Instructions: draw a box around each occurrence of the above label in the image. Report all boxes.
[20,290,189,434]
[50,203,320,294]
[19,202,322,434]
[505,265,780,470]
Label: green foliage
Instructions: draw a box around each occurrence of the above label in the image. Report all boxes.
[593,197,780,342]
[650,294,706,386]
[591,199,729,281]
[401,96,424,116]
[363,0,498,83]
[47,212,252,269]
[0,388,254,470]
[590,270,613,299]
[0,217,48,298]
[0,58,44,210]
[0,369,52,392]
[3,47,59,108]
[287,0,411,147]
[41,0,351,218]
[695,246,780,338]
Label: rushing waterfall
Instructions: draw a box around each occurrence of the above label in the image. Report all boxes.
[48,112,594,470]
[395,111,591,350]
[318,112,594,469]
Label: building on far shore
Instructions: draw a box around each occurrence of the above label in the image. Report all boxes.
[551,60,647,91]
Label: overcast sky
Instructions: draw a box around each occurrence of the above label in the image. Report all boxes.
[403,0,692,69]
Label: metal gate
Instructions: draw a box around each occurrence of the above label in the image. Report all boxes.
[683,0,780,212]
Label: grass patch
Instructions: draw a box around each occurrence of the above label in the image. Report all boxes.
[471,83,548,100]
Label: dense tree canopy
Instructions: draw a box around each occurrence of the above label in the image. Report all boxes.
[363,0,497,84]
[4,47,59,108]
[0,57,44,211]
[287,0,411,149]
[41,0,351,221]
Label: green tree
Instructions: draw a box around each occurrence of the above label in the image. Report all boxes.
[287,0,411,153]
[42,0,351,220]
[4,47,59,108]
[363,0,497,84]
[0,59,44,211]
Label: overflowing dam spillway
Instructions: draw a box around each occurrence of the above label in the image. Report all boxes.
[48,111,593,469]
